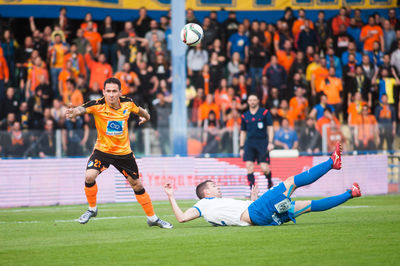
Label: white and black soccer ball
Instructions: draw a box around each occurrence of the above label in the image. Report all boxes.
[180,23,203,47]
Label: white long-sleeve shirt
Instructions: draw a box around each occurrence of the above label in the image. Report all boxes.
[193,197,252,226]
[391,49,400,74]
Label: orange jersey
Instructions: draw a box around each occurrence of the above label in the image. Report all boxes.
[313,66,329,92]
[84,31,102,55]
[49,43,66,68]
[360,25,383,52]
[276,50,296,73]
[64,53,87,78]
[27,66,48,92]
[331,16,350,35]
[82,96,140,155]
[114,71,138,95]
[263,31,272,50]
[316,116,341,134]
[347,101,366,125]
[0,56,9,80]
[289,96,309,120]
[353,114,377,142]
[198,102,220,122]
[69,89,84,107]
[292,19,314,39]
[81,22,98,32]
[85,53,112,90]
[320,77,343,105]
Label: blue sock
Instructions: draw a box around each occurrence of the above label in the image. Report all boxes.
[311,190,352,212]
[294,158,333,187]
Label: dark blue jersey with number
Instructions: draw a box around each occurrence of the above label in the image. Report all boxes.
[241,108,273,140]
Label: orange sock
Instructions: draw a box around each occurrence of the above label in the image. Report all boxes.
[135,191,155,216]
[84,183,98,208]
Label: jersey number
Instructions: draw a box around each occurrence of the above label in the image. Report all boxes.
[94,159,101,168]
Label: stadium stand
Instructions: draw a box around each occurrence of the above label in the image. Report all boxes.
[0,6,399,157]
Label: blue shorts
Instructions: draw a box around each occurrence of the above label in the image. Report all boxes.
[243,139,270,164]
[248,183,296,226]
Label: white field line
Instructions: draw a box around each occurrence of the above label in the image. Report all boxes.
[338,205,370,209]
[0,201,196,213]
[0,214,175,224]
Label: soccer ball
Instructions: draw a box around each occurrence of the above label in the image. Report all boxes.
[180,23,203,47]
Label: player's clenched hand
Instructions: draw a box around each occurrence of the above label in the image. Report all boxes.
[65,106,75,119]
[138,116,149,125]
[268,143,274,151]
[164,183,174,197]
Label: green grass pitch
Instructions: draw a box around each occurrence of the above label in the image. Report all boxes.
[1,195,400,265]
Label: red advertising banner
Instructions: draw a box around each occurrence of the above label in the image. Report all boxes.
[0,155,388,208]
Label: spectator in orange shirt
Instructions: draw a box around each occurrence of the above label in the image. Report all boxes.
[84,46,112,90]
[81,13,98,32]
[48,33,68,97]
[65,78,84,107]
[0,53,9,103]
[260,21,272,53]
[84,21,102,57]
[277,99,296,126]
[58,60,78,101]
[63,44,86,79]
[198,94,220,127]
[114,62,140,95]
[326,120,346,153]
[292,9,314,41]
[276,40,296,73]
[316,108,340,135]
[353,105,379,151]
[360,16,384,52]
[318,67,343,114]
[311,57,329,97]
[289,87,309,126]
[273,21,293,52]
[331,7,350,36]
[347,91,367,125]
[26,56,48,99]
[190,87,204,125]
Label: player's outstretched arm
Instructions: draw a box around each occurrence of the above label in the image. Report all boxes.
[138,107,151,125]
[164,183,200,223]
[65,106,86,119]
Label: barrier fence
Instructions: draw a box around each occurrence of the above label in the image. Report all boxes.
[0,154,388,208]
[0,122,399,158]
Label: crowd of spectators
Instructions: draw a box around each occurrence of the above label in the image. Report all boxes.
[0,6,400,157]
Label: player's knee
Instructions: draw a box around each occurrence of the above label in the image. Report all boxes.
[128,177,143,191]
[246,163,254,173]
[260,163,270,173]
[85,170,98,184]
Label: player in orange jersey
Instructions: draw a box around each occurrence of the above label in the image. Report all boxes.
[65,77,173,228]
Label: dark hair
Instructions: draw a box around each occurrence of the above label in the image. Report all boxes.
[196,180,212,199]
[66,78,76,87]
[104,77,121,90]
[247,93,258,99]
[324,107,332,113]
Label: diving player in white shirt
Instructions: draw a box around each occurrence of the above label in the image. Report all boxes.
[164,142,362,226]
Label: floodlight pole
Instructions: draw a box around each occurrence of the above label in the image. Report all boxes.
[171,0,187,156]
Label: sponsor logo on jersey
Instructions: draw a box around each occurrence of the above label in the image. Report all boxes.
[106,120,124,135]
[88,161,94,167]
